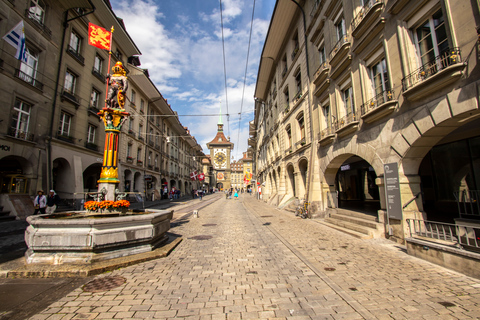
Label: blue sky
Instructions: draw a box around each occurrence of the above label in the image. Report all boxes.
[111,0,276,159]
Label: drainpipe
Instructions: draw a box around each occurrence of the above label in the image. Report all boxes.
[289,0,315,206]
[47,2,95,190]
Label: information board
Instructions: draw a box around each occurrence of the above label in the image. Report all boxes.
[384,162,403,220]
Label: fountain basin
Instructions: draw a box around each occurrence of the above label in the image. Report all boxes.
[25,209,173,264]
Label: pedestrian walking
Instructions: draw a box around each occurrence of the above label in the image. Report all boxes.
[46,190,60,214]
[33,190,47,215]
[234,190,238,200]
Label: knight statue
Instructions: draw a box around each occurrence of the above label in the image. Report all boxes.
[106,61,128,109]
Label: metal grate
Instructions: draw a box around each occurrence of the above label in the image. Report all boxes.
[83,276,126,293]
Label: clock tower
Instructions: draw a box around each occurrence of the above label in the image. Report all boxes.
[207,109,234,190]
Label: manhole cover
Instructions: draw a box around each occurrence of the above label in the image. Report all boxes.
[324,267,336,271]
[83,276,126,293]
[438,301,456,307]
[189,235,213,240]
[202,224,217,227]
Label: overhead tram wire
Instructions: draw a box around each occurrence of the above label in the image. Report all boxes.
[236,0,256,159]
[219,0,230,138]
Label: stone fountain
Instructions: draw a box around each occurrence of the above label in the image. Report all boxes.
[25,62,173,265]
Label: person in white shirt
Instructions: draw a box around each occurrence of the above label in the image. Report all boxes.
[33,190,47,215]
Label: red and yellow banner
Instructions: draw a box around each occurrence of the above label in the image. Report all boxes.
[88,23,111,50]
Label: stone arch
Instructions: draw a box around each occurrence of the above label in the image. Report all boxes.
[83,163,102,192]
[286,163,296,198]
[298,157,308,199]
[124,169,133,192]
[52,157,73,198]
[133,172,142,192]
[0,155,34,194]
[388,93,480,176]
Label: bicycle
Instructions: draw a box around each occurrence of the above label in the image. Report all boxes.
[295,200,311,219]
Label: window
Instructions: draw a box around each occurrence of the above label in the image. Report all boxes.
[297,113,305,140]
[140,99,145,113]
[295,71,302,97]
[128,119,134,130]
[90,88,100,109]
[131,90,136,105]
[286,125,292,148]
[137,148,142,161]
[282,54,288,77]
[370,58,390,100]
[69,31,82,54]
[28,0,46,24]
[64,70,76,94]
[335,17,346,40]
[319,45,326,65]
[58,112,72,137]
[148,152,152,165]
[11,99,31,138]
[323,104,331,128]
[414,9,448,66]
[87,124,96,143]
[19,47,39,84]
[284,87,290,106]
[342,87,354,115]
[94,54,103,73]
[127,144,132,157]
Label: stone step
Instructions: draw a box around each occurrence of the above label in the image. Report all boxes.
[331,208,378,221]
[316,220,372,239]
[325,217,372,236]
[329,213,380,229]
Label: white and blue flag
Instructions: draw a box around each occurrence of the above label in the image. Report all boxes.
[2,20,27,62]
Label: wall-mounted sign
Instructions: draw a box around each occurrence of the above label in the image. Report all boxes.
[0,145,11,151]
[340,164,350,171]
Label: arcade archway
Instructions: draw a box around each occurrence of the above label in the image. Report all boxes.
[83,163,101,192]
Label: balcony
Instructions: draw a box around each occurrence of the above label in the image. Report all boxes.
[91,67,105,82]
[351,0,384,38]
[360,89,397,123]
[137,134,144,141]
[155,144,160,150]
[126,156,134,163]
[148,164,153,170]
[295,137,307,148]
[7,127,34,142]
[284,104,290,114]
[14,69,44,91]
[61,89,80,107]
[148,140,154,147]
[318,126,335,146]
[66,46,85,65]
[402,48,465,101]
[56,133,74,143]
[137,160,143,166]
[329,35,352,79]
[85,142,98,151]
[313,62,330,97]
[128,129,135,136]
[335,113,359,138]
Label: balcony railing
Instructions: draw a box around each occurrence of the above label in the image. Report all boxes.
[61,89,80,106]
[351,0,384,31]
[91,68,105,82]
[67,46,85,65]
[407,219,480,251]
[85,142,98,151]
[335,112,357,130]
[8,127,34,142]
[137,160,143,166]
[14,69,44,91]
[402,48,461,92]
[360,89,395,115]
[329,35,349,61]
[320,126,335,139]
[25,10,52,38]
[126,156,134,163]
[137,134,144,141]
[454,190,480,218]
[56,133,74,143]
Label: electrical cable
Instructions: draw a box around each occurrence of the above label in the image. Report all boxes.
[219,0,230,138]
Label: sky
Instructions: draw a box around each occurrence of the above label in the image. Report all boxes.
[110,0,276,159]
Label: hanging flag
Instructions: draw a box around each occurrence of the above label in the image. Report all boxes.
[198,173,205,181]
[2,20,27,62]
[190,171,198,181]
[88,23,111,50]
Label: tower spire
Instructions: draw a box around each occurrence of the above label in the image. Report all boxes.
[218,100,224,132]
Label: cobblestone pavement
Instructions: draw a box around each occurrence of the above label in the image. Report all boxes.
[29,196,480,320]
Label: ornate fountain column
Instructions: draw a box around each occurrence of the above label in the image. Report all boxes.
[97,61,129,201]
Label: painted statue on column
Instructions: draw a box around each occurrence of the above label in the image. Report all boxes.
[105,61,128,110]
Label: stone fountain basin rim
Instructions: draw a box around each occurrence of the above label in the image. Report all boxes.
[26,209,173,226]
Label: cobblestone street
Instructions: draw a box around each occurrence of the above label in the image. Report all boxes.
[29,196,480,320]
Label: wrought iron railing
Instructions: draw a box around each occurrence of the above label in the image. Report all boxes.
[85,142,98,151]
[319,126,334,139]
[14,69,44,91]
[67,46,85,64]
[329,34,349,61]
[91,68,105,82]
[407,219,480,250]
[335,112,357,130]
[360,89,395,115]
[61,89,79,105]
[454,190,480,218]
[402,48,461,92]
[351,0,384,31]
[8,127,34,142]
[25,10,52,38]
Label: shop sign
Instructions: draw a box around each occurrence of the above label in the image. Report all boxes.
[0,144,12,152]
[340,164,350,171]
[384,162,402,220]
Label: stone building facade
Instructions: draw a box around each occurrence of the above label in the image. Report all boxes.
[0,0,203,217]
[252,0,480,242]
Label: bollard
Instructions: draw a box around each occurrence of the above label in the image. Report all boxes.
[193,210,199,218]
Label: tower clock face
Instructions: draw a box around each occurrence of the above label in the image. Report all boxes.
[214,149,227,169]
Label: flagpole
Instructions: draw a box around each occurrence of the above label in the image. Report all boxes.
[105,26,114,109]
